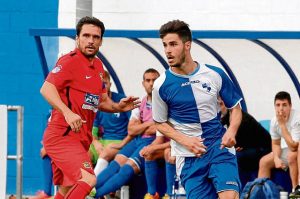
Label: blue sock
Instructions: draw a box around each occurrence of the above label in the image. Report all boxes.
[145,160,158,195]
[42,155,53,196]
[96,160,120,188]
[166,162,176,195]
[95,164,135,197]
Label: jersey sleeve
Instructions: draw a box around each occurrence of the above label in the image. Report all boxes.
[130,105,140,120]
[46,58,73,90]
[291,115,300,142]
[152,75,168,123]
[217,68,242,109]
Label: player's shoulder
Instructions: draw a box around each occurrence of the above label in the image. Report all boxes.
[57,50,79,65]
[202,63,224,74]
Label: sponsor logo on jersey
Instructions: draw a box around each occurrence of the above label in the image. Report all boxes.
[51,65,62,73]
[181,80,211,92]
[181,80,200,87]
[82,93,99,112]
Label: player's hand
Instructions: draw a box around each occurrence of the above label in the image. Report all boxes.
[118,96,140,112]
[182,136,206,157]
[276,111,288,127]
[63,111,86,132]
[139,145,155,158]
[274,157,287,170]
[221,129,236,149]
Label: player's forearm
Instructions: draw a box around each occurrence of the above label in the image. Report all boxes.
[120,135,134,146]
[228,105,242,136]
[40,81,71,115]
[128,121,152,136]
[155,122,187,146]
[272,141,282,159]
[98,94,121,113]
[280,124,298,151]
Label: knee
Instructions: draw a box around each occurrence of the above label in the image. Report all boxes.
[80,169,96,187]
[259,155,271,169]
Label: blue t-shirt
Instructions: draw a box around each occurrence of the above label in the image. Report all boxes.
[93,92,131,140]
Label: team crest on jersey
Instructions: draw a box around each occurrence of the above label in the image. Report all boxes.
[51,65,62,73]
[201,82,211,92]
[82,161,92,169]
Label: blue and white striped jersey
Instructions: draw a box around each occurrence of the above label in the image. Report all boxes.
[152,63,242,157]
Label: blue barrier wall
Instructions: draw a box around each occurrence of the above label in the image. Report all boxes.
[0,0,58,195]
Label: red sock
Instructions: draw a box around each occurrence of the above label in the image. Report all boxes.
[54,191,64,199]
[65,181,93,199]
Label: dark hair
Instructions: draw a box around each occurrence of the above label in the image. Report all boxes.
[76,16,105,38]
[143,68,160,80]
[159,20,192,42]
[274,91,291,105]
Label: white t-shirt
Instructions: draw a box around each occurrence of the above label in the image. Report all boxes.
[270,109,300,149]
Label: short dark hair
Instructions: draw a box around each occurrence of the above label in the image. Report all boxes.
[143,68,160,80]
[76,16,105,38]
[159,20,192,42]
[274,91,291,105]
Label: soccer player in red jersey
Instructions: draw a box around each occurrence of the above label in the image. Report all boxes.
[40,16,139,199]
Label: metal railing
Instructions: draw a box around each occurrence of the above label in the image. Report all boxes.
[6,106,24,199]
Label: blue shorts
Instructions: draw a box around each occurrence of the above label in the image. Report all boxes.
[118,136,155,170]
[179,141,241,199]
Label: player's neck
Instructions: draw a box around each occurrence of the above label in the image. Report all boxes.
[172,60,197,75]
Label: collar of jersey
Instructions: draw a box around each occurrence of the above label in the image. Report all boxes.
[169,61,200,78]
[75,48,95,68]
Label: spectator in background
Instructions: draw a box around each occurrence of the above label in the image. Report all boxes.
[219,98,272,171]
[89,70,131,176]
[94,68,160,198]
[139,133,176,199]
[258,91,300,198]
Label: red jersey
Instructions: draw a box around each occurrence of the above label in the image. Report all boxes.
[45,48,106,147]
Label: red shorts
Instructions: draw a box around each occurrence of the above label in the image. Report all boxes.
[43,126,94,186]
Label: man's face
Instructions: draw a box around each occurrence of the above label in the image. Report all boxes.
[162,33,190,67]
[274,99,291,120]
[76,24,102,59]
[143,72,160,96]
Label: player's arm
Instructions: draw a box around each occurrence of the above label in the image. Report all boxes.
[155,121,206,157]
[221,104,242,148]
[40,81,84,132]
[98,93,140,113]
[277,113,298,151]
[128,118,154,136]
[108,134,134,150]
